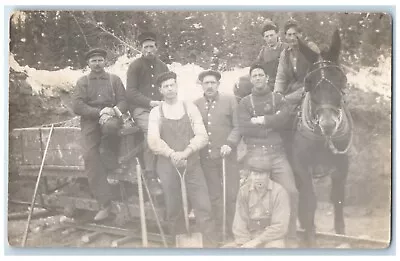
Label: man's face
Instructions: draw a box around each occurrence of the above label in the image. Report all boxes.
[141,40,157,59]
[263,29,278,48]
[201,75,220,99]
[285,27,299,48]
[159,78,178,100]
[88,55,106,73]
[250,171,269,192]
[250,68,268,91]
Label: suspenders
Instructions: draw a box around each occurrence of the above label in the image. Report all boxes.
[249,93,276,117]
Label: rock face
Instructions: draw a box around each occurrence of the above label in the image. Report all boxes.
[9,68,75,130]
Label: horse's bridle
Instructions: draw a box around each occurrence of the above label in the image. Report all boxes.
[301,59,353,154]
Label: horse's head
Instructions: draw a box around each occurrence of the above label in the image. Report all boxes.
[299,30,348,137]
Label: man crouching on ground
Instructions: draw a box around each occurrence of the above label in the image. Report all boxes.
[227,156,290,248]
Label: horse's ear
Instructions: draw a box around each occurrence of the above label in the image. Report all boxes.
[298,37,319,64]
[326,29,341,62]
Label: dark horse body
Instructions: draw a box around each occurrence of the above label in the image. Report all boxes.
[293,30,353,247]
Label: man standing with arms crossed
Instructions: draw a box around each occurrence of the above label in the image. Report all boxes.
[194,70,241,241]
[126,31,169,195]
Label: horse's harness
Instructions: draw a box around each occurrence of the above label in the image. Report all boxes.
[300,59,353,155]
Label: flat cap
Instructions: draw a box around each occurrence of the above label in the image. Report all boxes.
[249,63,266,75]
[284,18,299,33]
[85,48,107,60]
[156,71,177,87]
[247,156,272,173]
[138,31,157,45]
[261,20,279,35]
[198,70,221,82]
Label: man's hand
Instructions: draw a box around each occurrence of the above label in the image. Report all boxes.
[170,152,188,168]
[99,113,113,126]
[150,101,161,107]
[250,116,265,125]
[240,239,261,248]
[100,107,116,116]
[220,145,232,157]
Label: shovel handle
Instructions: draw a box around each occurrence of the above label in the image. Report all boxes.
[175,166,190,233]
[136,158,148,247]
[222,157,227,242]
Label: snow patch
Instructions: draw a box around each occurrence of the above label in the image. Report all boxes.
[9,54,391,101]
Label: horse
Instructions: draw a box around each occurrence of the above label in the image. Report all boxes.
[292,29,354,247]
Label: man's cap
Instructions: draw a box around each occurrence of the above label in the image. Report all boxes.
[85,48,107,60]
[247,156,272,173]
[198,70,221,82]
[284,18,299,33]
[261,20,279,35]
[138,31,157,45]
[156,71,177,87]
[249,63,266,75]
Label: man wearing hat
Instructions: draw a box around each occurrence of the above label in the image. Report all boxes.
[255,19,288,91]
[194,70,241,241]
[237,64,299,247]
[72,48,127,221]
[126,31,169,195]
[230,155,290,248]
[147,71,217,247]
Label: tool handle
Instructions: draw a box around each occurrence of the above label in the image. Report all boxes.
[176,167,190,233]
[222,156,227,242]
[136,158,148,247]
[21,124,54,247]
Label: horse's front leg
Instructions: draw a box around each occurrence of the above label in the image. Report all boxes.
[292,138,317,247]
[330,155,349,235]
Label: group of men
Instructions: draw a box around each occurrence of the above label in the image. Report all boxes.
[72,18,318,248]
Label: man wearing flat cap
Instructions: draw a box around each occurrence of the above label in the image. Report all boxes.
[72,48,127,221]
[126,31,169,195]
[228,155,290,248]
[147,71,217,247]
[194,70,241,241]
[256,19,289,91]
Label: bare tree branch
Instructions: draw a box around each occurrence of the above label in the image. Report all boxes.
[69,11,91,49]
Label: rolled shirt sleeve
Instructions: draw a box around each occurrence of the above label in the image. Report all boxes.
[147,106,175,158]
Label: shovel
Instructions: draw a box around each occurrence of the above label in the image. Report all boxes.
[174,165,203,248]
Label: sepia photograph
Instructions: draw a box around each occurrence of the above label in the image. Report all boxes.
[7,8,392,250]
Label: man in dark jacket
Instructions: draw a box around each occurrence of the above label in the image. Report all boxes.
[237,64,299,247]
[126,31,169,195]
[72,48,127,221]
[256,19,288,91]
[194,70,241,241]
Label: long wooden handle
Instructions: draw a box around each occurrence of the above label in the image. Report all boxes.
[222,157,227,242]
[175,166,190,233]
[21,124,54,247]
[136,158,148,247]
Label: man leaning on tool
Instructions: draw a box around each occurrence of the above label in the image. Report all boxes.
[226,156,290,248]
[72,48,127,221]
[147,71,217,247]
[126,31,169,196]
[194,70,241,241]
[237,63,299,248]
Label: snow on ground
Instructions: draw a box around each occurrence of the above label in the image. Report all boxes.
[9,54,391,101]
